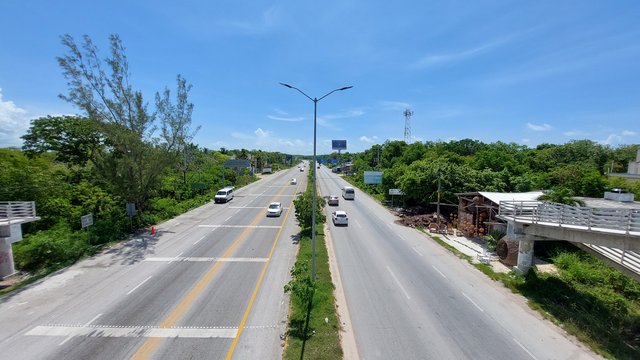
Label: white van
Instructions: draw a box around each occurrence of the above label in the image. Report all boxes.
[342,186,355,200]
[214,186,234,203]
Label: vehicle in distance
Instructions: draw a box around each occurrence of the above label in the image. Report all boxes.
[299,167,304,172]
[327,195,339,206]
[214,186,234,203]
[342,186,355,200]
[290,178,297,185]
[332,210,348,226]
[266,202,283,217]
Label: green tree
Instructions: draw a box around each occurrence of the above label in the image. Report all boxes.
[57,34,195,213]
[21,115,102,166]
[292,189,325,229]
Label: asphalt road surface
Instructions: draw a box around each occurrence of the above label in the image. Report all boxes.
[0,166,305,360]
[317,165,599,360]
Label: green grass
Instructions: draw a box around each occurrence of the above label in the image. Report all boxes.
[283,224,343,360]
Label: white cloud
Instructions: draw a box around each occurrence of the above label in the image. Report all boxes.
[230,128,311,153]
[267,115,304,122]
[231,132,254,140]
[380,101,412,111]
[563,130,589,137]
[0,89,30,148]
[600,134,623,145]
[622,130,637,136]
[268,108,304,122]
[521,138,531,144]
[254,127,271,138]
[412,36,513,69]
[359,135,376,143]
[526,122,552,131]
[227,5,281,34]
[324,109,365,120]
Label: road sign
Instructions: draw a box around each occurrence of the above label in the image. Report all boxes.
[332,140,347,150]
[389,188,405,195]
[81,214,93,228]
[126,202,137,217]
[364,171,383,184]
[224,159,251,168]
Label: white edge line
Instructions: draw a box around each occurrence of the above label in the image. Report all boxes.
[461,292,484,312]
[512,337,538,360]
[412,247,423,257]
[126,276,153,295]
[225,216,233,222]
[432,265,447,279]
[386,266,411,300]
[194,235,206,245]
[168,252,184,264]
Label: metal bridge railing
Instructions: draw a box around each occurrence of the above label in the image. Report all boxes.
[499,201,640,235]
[0,201,37,221]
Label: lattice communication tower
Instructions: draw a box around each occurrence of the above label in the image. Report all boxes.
[403,108,413,143]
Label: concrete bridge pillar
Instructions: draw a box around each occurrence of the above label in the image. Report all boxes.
[506,220,535,274]
[0,224,23,279]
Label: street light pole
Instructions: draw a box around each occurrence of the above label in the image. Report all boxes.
[280,83,353,280]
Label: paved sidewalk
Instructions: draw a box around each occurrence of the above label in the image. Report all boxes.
[426,231,512,273]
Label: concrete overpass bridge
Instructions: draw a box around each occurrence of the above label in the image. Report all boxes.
[0,201,39,279]
[498,201,640,279]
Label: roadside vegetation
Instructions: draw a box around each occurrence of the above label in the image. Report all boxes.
[0,34,291,292]
[284,167,342,359]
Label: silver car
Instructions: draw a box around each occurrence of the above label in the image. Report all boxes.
[266,202,283,217]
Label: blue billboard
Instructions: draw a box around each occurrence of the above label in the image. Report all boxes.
[332,140,347,151]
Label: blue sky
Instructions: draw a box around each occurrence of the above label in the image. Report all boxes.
[1,0,639,154]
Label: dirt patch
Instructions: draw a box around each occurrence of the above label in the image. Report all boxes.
[0,272,30,290]
[394,207,449,231]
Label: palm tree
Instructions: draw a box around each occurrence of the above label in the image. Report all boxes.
[537,187,586,206]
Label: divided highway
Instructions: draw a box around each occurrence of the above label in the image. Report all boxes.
[317,165,599,360]
[0,167,305,359]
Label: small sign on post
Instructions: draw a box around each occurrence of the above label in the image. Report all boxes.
[81,214,94,228]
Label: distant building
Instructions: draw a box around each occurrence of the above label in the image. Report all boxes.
[610,148,640,182]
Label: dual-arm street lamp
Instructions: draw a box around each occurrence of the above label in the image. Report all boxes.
[279,82,353,280]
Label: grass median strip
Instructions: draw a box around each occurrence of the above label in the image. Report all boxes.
[283,170,342,360]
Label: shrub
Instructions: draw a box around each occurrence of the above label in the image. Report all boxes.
[13,224,90,272]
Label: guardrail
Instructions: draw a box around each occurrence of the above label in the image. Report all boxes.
[499,201,640,235]
[0,201,37,220]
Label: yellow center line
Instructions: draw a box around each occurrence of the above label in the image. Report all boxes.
[225,180,302,359]
[131,176,297,360]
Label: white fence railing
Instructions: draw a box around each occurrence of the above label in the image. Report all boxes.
[499,201,640,235]
[0,201,37,220]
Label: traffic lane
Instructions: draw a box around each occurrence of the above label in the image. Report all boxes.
[396,226,599,359]
[230,198,301,360]
[153,262,267,359]
[329,213,531,359]
[318,174,530,359]
[321,173,596,360]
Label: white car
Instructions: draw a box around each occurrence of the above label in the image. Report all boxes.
[332,210,348,226]
[290,178,297,185]
[266,202,283,217]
